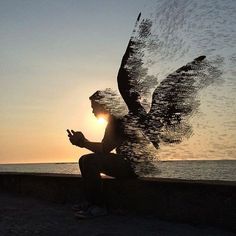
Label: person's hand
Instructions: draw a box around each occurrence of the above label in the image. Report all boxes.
[67,129,87,147]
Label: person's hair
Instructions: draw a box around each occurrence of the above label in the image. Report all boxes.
[89,89,127,117]
[89,90,105,103]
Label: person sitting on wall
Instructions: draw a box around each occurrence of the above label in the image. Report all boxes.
[67,90,138,219]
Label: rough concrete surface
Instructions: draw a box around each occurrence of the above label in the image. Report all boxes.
[0,193,235,236]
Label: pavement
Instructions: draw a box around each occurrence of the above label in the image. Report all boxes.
[0,192,235,236]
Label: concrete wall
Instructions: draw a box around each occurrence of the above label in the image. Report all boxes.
[0,172,235,231]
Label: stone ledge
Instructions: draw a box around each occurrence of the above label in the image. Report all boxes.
[0,172,235,231]
[1,171,235,185]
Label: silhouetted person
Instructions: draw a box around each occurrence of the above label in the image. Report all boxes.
[67,12,215,219]
[67,91,137,218]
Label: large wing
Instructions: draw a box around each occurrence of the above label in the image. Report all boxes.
[117,13,162,148]
[148,55,221,144]
[117,14,221,148]
[117,13,148,119]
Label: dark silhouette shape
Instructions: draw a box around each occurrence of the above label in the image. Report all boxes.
[68,13,221,217]
[117,14,221,146]
[68,95,137,218]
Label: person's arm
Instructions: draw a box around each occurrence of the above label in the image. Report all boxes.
[82,140,116,154]
[83,141,103,153]
[68,130,104,153]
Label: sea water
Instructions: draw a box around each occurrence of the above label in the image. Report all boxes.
[0,160,235,182]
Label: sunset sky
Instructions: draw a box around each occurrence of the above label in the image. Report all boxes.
[0,0,146,163]
[1,1,235,164]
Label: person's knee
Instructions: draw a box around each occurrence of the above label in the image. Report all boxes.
[79,154,89,169]
[78,154,98,170]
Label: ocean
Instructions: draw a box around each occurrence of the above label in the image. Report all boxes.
[0,160,235,182]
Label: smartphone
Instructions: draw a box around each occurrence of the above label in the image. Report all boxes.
[66,129,72,137]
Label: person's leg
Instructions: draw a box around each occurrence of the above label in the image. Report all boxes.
[78,153,136,208]
[100,153,137,179]
[77,153,136,218]
[98,154,136,214]
[79,153,103,206]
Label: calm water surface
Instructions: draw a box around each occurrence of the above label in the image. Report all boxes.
[0,160,235,182]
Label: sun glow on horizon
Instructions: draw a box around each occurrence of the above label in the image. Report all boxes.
[97,116,108,125]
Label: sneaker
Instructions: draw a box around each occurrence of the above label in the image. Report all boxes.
[75,205,108,219]
[72,201,92,212]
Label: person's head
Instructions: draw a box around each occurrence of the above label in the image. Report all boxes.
[89,90,110,118]
[89,89,127,118]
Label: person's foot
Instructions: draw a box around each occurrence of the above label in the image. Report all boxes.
[75,205,108,219]
[72,201,91,212]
